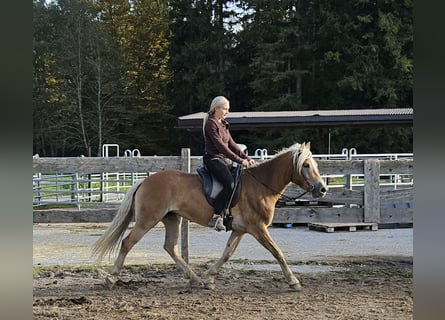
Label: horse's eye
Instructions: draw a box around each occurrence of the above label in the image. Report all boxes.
[303,163,309,168]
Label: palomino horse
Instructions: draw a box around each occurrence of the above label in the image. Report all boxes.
[92,142,327,291]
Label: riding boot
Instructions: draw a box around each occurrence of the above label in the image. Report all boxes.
[208,214,226,232]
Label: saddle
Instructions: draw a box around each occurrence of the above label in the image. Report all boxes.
[196,163,242,209]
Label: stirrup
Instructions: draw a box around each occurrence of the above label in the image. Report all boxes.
[209,215,226,232]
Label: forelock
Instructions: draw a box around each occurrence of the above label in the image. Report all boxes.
[292,143,312,173]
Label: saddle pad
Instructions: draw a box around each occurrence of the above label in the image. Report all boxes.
[196,165,223,199]
[196,164,241,208]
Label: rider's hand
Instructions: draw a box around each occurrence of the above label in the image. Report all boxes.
[242,159,256,167]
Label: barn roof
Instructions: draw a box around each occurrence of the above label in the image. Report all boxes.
[176,108,413,131]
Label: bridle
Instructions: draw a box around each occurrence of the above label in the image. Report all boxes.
[245,167,311,202]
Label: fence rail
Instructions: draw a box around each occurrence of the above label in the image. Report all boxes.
[33,172,148,209]
[33,149,413,225]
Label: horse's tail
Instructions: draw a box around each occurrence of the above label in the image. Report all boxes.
[91,179,144,262]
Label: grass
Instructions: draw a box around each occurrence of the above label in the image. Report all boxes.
[33,203,80,209]
[33,202,117,209]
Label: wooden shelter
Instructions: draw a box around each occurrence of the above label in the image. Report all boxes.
[177,108,413,154]
[176,108,413,131]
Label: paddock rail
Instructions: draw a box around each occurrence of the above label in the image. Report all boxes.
[33,148,413,226]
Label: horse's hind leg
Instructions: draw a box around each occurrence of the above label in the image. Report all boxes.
[203,231,245,290]
[251,226,302,291]
[162,213,202,288]
[106,217,159,289]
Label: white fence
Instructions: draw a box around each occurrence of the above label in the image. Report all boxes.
[250,148,413,191]
[33,172,148,209]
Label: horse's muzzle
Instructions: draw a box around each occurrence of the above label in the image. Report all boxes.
[310,182,327,198]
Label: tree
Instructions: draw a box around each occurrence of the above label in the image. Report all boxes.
[236,0,307,111]
[83,2,124,155]
[308,0,413,109]
[233,0,412,153]
[33,0,413,156]
[49,0,100,155]
[114,0,173,155]
[33,0,173,156]
[167,0,241,154]
[231,1,312,150]
[33,0,76,156]
[306,0,413,153]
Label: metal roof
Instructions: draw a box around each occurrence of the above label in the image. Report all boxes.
[176,108,413,131]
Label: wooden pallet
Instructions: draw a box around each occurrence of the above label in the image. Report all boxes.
[308,222,378,233]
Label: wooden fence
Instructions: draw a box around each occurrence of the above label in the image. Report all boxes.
[33,148,413,226]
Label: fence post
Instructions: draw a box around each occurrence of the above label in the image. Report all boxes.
[33,173,42,205]
[364,159,380,223]
[180,148,191,263]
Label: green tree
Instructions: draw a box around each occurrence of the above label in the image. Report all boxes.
[308,0,413,108]
[232,1,313,150]
[33,0,413,156]
[33,0,173,156]
[237,0,307,111]
[33,0,86,156]
[83,1,124,156]
[49,0,100,155]
[167,0,241,154]
[233,0,412,153]
[105,0,173,155]
[306,0,413,153]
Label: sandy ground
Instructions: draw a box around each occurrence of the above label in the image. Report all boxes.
[33,222,413,266]
[33,223,413,319]
[33,257,412,319]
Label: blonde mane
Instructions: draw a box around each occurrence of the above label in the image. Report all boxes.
[265,142,312,174]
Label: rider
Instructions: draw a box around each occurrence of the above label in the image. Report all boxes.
[202,96,256,231]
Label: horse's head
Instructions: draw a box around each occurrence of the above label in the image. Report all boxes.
[291,142,327,198]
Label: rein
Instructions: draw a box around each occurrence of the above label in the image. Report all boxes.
[244,169,308,201]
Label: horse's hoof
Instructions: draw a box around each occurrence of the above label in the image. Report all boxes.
[104,276,118,290]
[204,282,215,290]
[189,277,203,289]
[290,282,302,291]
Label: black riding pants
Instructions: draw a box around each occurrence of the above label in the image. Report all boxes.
[203,156,234,215]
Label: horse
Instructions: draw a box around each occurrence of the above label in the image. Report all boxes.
[91,142,327,291]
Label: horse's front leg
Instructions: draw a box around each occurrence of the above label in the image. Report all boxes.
[203,231,245,290]
[251,226,302,291]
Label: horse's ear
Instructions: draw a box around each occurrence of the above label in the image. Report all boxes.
[306,141,311,149]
